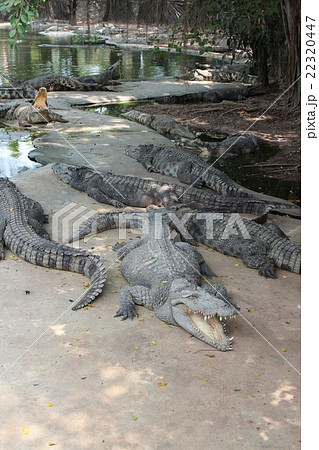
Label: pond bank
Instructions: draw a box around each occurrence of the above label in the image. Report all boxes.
[11,78,297,216]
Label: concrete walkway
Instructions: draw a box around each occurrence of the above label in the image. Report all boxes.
[0,80,301,449]
[27,79,248,171]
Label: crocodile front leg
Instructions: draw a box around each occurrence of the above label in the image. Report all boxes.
[28,218,50,239]
[267,223,290,239]
[241,242,277,278]
[202,283,228,300]
[113,238,145,258]
[86,186,126,208]
[141,154,154,171]
[48,112,68,123]
[177,162,203,189]
[115,286,152,320]
[24,197,49,224]
[175,241,215,277]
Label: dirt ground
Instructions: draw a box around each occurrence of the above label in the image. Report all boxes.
[133,84,301,181]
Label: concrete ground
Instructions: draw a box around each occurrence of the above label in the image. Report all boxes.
[0,81,300,449]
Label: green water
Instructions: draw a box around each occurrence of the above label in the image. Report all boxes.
[0,30,210,82]
[0,29,212,177]
[0,126,40,177]
[213,142,301,204]
[93,103,301,204]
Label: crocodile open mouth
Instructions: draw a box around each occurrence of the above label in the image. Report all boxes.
[188,309,235,349]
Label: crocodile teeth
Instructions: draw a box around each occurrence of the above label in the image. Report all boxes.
[204,315,207,321]
[229,337,234,341]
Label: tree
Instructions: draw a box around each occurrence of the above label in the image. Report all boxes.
[168,0,300,107]
[69,0,77,25]
[280,0,300,108]
[0,0,47,50]
[1,0,300,107]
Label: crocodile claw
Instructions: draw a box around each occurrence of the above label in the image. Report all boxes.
[114,306,138,320]
[258,262,277,279]
[112,242,125,252]
[192,178,204,189]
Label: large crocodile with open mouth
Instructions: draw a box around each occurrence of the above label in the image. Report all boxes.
[52,163,300,216]
[0,87,67,127]
[0,177,106,310]
[0,61,120,97]
[113,210,238,351]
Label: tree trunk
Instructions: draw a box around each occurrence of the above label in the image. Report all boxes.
[86,0,91,40]
[281,0,300,108]
[69,0,77,25]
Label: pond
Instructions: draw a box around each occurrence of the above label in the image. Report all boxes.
[0,29,214,177]
[213,142,301,205]
[0,30,211,82]
[91,103,301,204]
[0,126,40,178]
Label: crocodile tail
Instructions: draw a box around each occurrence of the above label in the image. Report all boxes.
[242,201,300,216]
[269,239,301,274]
[194,195,300,215]
[10,234,107,309]
[189,197,276,215]
[72,255,107,310]
[68,210,145,243]
[68,212,120,243]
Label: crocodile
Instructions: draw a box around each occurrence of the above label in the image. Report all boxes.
[67,209,301,278]
[0,85,37,100]
[176,63,258,85]
[0,178,107,310]
[0,61,120,95]
[0,87,67,127]
[113,210,238,351]
[52,163,300,216]
[156,84,261,105]
[126,143,250,196]
[183,211,301,277]
[125,144,300,213]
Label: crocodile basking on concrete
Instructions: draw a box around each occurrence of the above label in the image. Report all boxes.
[0,61,120,96]
[126,144,250,196]
[113,210,238,351]
[0,85,37,100]
[67,209,301,278]
[125,144,300,214]
[0,178,106,310]
[52,163,299,216]
[183,211,301,277]
[0,87,67,127]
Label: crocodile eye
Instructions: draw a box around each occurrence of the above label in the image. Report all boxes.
[182,293,199,299]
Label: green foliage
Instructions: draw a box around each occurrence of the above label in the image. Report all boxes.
[8,140,20,158]
[0,0,47,50]
[167,0,283,83]
[73,33,101,45]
